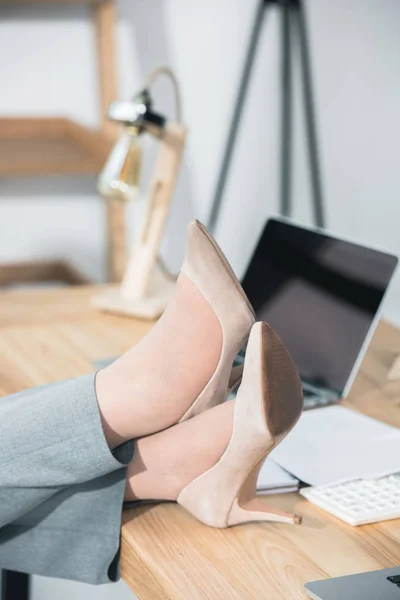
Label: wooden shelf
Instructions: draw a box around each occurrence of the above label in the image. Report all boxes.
[0,1,107,5]
[0,260,91,286]
[0,0,125,284]
[0,117,113,176]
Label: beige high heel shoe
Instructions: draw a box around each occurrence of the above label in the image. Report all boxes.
[179,220,255,422]
[177,321,304,527]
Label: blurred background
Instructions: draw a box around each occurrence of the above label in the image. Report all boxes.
[0,0,399,597]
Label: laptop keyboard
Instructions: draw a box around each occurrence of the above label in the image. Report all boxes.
[303,389,334,410]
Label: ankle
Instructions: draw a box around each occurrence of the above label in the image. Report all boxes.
[124,400,235,502]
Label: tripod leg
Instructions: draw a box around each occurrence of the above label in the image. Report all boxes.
[280,0,293,219]
[208,0,266,233]
[1,571,30,600]
[294,0,326,228]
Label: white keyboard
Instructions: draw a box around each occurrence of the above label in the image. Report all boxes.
[300,473,400,526]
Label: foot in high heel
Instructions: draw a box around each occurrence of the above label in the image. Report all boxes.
[177,321,304,527]
[95,220,255,446]
[125,322,304,527]
[178,219,255,420]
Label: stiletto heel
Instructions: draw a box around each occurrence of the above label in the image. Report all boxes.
[227,457,302,526]
[179,220,255,421]
[177,321,304,528]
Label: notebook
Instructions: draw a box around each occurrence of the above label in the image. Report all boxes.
[270,405,400,487]
[256,458,299,494]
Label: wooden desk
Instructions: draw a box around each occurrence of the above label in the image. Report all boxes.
[1,285,400,599]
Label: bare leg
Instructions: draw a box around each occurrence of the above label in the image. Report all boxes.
[124,400,235,502]
[96,274,223,448]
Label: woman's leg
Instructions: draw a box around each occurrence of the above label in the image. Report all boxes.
[0,251,230,585]
[0,274,223,513]
[0,275,224,584]
[0,379,234,585]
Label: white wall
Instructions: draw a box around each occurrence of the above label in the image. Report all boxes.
[0,1,400,598]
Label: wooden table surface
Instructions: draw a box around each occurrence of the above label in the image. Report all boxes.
[1,285,400,599]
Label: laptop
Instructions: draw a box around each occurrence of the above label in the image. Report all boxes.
[239,218,398,408]
[305,567,400,599]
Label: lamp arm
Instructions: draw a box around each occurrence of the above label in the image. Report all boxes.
[143,66,182,124]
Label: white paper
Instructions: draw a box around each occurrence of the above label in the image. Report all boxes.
[270,405,400,486]
[256,457,299,491]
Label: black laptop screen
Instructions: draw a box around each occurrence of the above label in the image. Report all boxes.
[241,219,398,396]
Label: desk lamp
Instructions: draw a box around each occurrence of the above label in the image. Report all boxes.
[93,67,187,319]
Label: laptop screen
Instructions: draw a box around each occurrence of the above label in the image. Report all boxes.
[241,219,398,396]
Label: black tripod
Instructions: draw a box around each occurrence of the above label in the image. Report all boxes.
[208,0,325,232]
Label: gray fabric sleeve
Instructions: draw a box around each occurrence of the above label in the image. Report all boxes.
[0,373,134,584]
